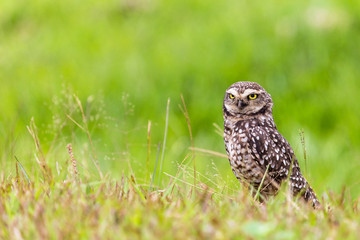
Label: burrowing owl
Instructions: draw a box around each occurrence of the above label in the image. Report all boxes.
[223,81,319,207]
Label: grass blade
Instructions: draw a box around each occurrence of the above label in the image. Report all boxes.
[180,95,196,188]
[15,156,31,185]
[74,95,103,180]
[157,98,170,187]
[150,142,161,191]
[254,164,270,201]
[146,120,151,185]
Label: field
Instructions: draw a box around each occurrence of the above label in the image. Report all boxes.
[1,0,360,239]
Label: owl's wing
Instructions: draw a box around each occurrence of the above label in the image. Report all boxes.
[246,126,294,182]
[246,126,320,206]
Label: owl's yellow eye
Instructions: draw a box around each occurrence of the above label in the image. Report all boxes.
[229,94,235,99]
[248,94,258,100]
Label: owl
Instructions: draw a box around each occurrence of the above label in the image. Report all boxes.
[223,81,319,207]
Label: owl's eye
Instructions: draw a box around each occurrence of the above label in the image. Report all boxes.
[229,94,235,99]
[248,94,258,100]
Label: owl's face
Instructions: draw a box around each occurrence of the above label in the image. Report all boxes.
[223,81,273,117]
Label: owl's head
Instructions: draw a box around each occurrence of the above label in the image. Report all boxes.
[223,81,273,118]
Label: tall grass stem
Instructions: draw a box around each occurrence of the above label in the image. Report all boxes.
[157,98,170,187]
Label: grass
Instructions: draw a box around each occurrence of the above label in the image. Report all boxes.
[2,148,360,239]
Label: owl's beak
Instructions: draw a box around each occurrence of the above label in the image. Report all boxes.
[238,99,247,108]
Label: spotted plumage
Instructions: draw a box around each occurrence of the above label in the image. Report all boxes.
[223,81,319,207]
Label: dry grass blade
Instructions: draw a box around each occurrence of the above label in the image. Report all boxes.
[213,123,223,137]
[180,95,196,187]
[189,147,228,158]
[66,114,85,131]
[26,118,52,182]
[299,129,308,176]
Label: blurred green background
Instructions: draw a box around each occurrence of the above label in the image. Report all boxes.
[1,0,359,197]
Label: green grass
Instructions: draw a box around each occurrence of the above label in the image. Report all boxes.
[1,0,360,238]
[2,141,360,239]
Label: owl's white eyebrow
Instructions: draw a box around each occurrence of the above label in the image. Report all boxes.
[241,89,261,98]
[226,88,239,96]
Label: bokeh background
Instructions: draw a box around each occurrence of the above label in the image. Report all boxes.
[1,0,359,197]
